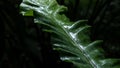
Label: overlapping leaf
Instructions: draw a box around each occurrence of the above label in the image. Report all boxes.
[20,0,120,68]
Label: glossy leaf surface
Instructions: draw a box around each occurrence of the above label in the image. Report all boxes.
[20,0,120,68]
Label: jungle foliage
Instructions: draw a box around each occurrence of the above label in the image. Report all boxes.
[0,0,120,68]
[20,0,120,68]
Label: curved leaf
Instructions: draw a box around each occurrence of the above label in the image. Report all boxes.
[20,0,120,68]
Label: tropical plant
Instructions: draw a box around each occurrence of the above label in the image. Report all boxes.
[20,0,120,68]
[57,0,120,58]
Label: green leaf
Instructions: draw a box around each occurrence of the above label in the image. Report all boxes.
[23,10,34,16]
[20,0,120,68]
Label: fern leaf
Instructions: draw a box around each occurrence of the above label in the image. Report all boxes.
[20,0,120,68]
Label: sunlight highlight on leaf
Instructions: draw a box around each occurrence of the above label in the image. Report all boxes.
[20,0,120,68]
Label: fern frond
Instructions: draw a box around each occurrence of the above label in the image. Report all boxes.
[20,0,120,68]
